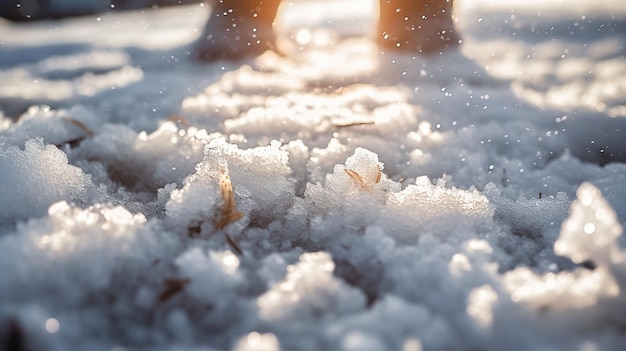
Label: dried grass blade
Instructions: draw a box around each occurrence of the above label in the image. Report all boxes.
[61,117,94,137]
[158,278,190,302]
[344,168,368,190]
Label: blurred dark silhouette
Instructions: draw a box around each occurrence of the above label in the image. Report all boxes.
[194,0,459,61]
[1,0,460,60]
[0,0,203,21]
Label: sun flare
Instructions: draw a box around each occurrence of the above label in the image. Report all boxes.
[276,0,377,36]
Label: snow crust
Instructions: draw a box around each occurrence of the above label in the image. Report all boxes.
[0,139,93,226]
[1,1,626,350]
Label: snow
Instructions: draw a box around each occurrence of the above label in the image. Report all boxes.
[1,1,626,350]
[0,139,93,227]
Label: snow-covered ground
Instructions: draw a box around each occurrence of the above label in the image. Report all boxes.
[1,0,626,350]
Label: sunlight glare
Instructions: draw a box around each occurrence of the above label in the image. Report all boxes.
[211,250,240,275]
[234,332,281,351]
[277,0,377,37]
[467,284,498,328]
[45,318,60,334]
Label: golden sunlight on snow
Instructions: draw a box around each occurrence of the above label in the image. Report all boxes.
[234,332,281,351]
[467,284,498,328]
[276,0,377,37]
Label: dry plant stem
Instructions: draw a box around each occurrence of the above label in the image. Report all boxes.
[61,117,94,137]
[345,165,382,191]
[215,172,245,255]
[345,168,369,190]
[55,117,95,148]
[215,173,244,230]
[158,278,190,302]
[334,121,376,128]
[225,232,244,255]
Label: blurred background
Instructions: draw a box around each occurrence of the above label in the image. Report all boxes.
[0,0,204,21]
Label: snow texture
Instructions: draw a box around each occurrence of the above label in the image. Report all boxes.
[1,1,626,350]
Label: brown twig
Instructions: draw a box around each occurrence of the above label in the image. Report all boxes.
[344,165,382,190]
[214,172,244,254]
[224,232,243,255]
[158,278,190,302]
[334,121,376,128]
[54,117,95,148]
[61,117,94,137]
[344,168,369,190]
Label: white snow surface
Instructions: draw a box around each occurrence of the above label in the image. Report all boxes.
[1,1,626,350]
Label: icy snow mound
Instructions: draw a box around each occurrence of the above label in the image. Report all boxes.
[258,252,366,323]
[0,200,180,350]
[304,148,493,245]
[165,137,295,234]
[502,183,626,335]
[0,139,94,227]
